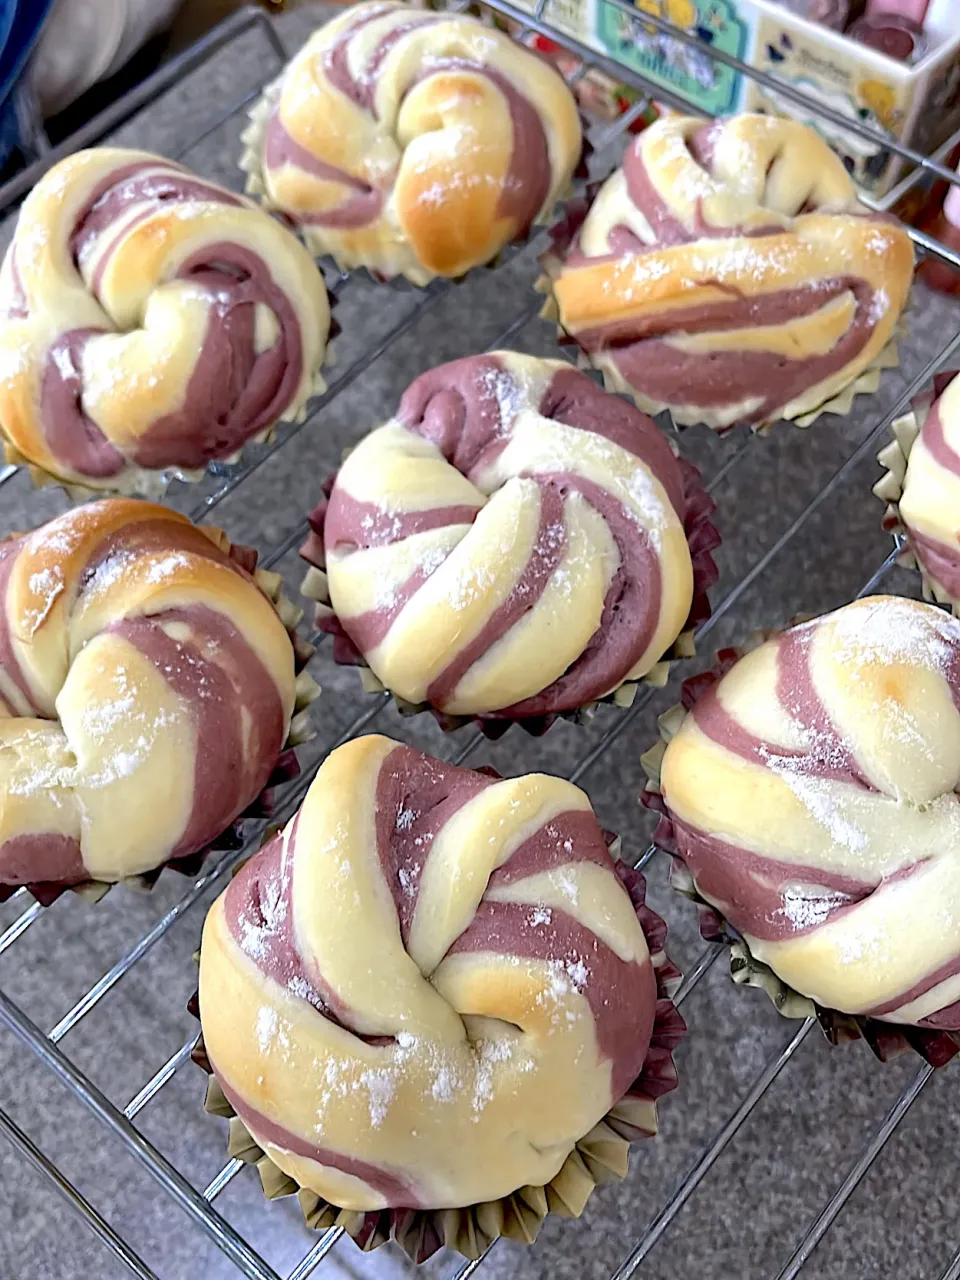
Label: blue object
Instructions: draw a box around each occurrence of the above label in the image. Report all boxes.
[0,0,57,168]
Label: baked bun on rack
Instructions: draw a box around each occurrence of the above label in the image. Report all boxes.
[877,371,960,611]
[243,1,582,284]
[545,113,914,431]
[199,733,664,1213]
[657,595,960,1028]
[0,148,330,492]
[302,351,718,728]
[0,499,300,891]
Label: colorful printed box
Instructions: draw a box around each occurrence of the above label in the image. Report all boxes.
[512,0,960,202]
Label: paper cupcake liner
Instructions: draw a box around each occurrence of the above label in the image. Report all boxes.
[297,449,720,739]
[239,70,593,292]
[0,529,321,911]
[3,285,341,502]
[189,836,685,1264]
[536,195,903,436]
[873,368,960,610]
[639,641,960,1069]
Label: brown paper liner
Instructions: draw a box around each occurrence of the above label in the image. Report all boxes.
[536,192,903,436]
[873,368,960,611]
[238,65,593,291]
[640,640,960,1069]
[0,527,321,911]
[189,835,685,1263]
[297,446,720,738]
[2,288,340,501]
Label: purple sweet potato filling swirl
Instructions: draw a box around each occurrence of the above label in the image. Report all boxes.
[902,391,960,599]
[216,740,660,1197]
[39,164,306,477]
[109,604,285,858]
[266,11,551,239]
[324,355,698,716]
[658,624,960,1030]
[0,834,86,889]
[563,128,884,426]
[0,518,285,889]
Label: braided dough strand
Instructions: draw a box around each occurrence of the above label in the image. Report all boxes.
[248,2,582,283]
[0,149,330,490]
[200,733,656,1211]
[549,114,914,430]
[0,500,296,885]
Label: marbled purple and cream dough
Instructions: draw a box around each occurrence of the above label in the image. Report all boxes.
[657,595,960,1027]
[880,371,960,609]
[310,350,717,721]
[244,1,582,284]
[547,113,914,430]
[199,733,660,1211]
[0,500,298,889]
[0,148,330,491]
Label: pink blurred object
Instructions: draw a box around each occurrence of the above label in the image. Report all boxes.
[848,13,929,60]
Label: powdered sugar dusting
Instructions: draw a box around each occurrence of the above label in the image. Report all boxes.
[23,566,65,632]
[780,883,854,930]
[760,741,868,853]
[826,598,960,677]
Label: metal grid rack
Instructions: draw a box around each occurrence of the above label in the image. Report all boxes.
[1,3,960,1278]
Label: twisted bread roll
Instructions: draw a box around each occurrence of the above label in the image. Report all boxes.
[200,733,659,1212]
[0,149,330,491]
[308,351,715,721]
[244,2,582,284]
[886,372,960,609]
[0,500,297,888]
[658,596,960,1027]
[547,114,914,430]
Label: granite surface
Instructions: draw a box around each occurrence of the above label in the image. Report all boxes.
[1,6,960,1279]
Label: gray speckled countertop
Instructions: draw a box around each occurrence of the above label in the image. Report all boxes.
[2,6,960,1280]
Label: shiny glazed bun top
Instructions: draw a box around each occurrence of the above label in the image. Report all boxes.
[0,500,297,888]
[549,113,914,430]
[247,1,582,283]
[659,596,960,1027]
[314,351,712,721]
[0,148,330,490]
[199,734,659,1212]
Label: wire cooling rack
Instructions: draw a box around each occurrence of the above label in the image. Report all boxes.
[2,3,960,1278]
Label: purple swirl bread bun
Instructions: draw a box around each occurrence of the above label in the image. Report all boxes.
[0,499,306,900]
[650,596,960,1038]
[301,351,718,730]
[199,733,682,1251]
[0,148,330,492]
[243,1,583,284]
[546,113,914,431]
[876,371,960,612]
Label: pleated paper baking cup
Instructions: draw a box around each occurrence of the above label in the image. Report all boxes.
[537,195,903,437]
[239,69,592,292]
[190,852,685,1264]
[298,451,720,739]
[874,369,960,611]
[640,643,960,1069]
[0,530,320,911]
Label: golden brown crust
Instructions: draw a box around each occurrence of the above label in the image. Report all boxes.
[0,148,330,492]
[245,2,582,283]
[0,500,297,886]
[546,114,914,431]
